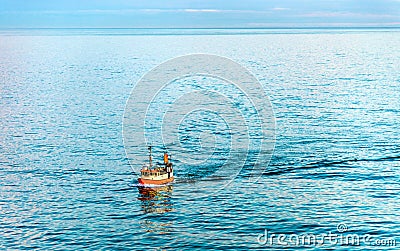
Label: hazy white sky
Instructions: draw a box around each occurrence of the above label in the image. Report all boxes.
[0,0,399,28]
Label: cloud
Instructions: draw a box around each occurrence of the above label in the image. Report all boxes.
[248,22,400,27]
[183,9,221,13]
[0,8,273,15]
[139,9,269,14]
[139,8,221,13]
[299,11,398,19]
[272,7,290,11]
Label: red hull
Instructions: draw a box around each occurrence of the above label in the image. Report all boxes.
[138,177,174,185]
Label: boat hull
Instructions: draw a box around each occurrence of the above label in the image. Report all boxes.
[138,176,174,185]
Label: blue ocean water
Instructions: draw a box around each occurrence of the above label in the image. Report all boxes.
[1,28,400,250]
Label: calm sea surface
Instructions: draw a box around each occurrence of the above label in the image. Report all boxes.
[1,28,400,250]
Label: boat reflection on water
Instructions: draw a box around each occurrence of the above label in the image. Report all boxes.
[137,185,173,214]
[138,185,174,235]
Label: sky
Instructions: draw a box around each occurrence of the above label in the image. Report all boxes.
[0,0,399,28]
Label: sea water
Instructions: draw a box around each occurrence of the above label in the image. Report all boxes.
[0,28,399,250]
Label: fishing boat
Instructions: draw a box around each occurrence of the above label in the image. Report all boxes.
[138,146,174,185]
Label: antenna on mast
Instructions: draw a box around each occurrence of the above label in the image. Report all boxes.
[148,145,152,168]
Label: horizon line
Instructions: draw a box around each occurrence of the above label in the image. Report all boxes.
[1,26,400,30]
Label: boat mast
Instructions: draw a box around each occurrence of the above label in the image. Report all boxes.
[148,146,153,168]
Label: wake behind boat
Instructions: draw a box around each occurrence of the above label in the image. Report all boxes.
[138,146,174,185]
